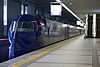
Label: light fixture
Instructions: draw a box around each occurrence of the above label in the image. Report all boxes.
[56,0,84,23]
[56,0,61,2]
[62,24,68,27]
[69,3,72,5]
[69,25,74,28]
[3,0,7,25]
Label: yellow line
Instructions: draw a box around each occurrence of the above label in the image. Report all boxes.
[12,35,81,67]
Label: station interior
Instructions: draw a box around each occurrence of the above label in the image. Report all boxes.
[0,0,100,67]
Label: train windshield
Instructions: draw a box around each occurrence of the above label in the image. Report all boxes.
[17,21,37,32]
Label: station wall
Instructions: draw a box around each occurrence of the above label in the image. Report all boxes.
[0,0,37,38]
[27,3,36,15]
[7,0,36,38]
[96,14,100,37]
[7,0,36,28]
[0,0,4,38]
[7,0,21,27]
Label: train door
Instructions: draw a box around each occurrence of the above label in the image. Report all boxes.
[67,26,70,39]
[65,27,67,39]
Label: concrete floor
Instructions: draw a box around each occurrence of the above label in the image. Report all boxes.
[1,35,100,67]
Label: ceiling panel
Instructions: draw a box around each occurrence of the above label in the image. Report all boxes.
[60,0,100,21]
[61,0,100,13]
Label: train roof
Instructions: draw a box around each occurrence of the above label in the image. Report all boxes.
[46,20,65,25]
[13,14,40,23]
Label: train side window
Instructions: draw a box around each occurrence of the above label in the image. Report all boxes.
[49,24,61,36]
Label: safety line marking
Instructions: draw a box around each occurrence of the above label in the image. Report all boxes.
[12,35,81,67]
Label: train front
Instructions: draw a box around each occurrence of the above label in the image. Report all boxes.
[8,14,41,59]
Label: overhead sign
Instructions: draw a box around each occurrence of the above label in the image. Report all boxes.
[77,21,84,26]
[50,4,62,16]
[77,21,81,25]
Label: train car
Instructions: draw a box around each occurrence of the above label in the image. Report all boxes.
[8,14,84,59]
[8,14,43,59]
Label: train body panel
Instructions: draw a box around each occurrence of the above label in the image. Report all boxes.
[8,14,84,59]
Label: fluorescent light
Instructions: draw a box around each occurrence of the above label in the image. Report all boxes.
[21,5,24,15]
[21,4,28,14]
[77,27,81,29]
[69,25,74,28]
[56,0,61,2]
[25,6,28,14]
[3,0,7,25]
[62,24,68,27]
[85,14,88,36]
[56,0,84,23]
[92,14,96,37]
[77,27,84,30]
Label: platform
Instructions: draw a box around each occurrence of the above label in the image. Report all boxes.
[0,35,100,67]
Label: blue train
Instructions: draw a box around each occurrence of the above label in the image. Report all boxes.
[8,14,84,59]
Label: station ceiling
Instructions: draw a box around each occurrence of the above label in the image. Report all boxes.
[61,0,100,14]
[15,0,55,4]
[61,0,100,21]
[14,0,100,22]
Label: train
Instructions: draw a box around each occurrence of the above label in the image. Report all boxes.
[8,14,84,59]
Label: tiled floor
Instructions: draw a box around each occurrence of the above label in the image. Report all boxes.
[26,36,94,67]
[1,35,100,67]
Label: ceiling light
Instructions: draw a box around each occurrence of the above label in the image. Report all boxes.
[56,0,84,23]
[69,3,72,5]
[56,0,61,2]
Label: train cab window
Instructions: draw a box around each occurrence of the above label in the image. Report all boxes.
[17,21,37,32]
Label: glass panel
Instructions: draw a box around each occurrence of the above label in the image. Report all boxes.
[17,21,36,32]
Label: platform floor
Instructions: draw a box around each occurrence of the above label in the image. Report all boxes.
[26,35,93,67]
[1,35,100,67]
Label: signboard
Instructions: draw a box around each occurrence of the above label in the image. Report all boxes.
[51,4,62,16]
[77,21,81,25]
[77,21,84,26]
